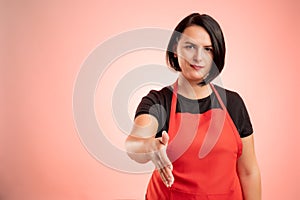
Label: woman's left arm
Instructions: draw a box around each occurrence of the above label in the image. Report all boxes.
[237,134,262,200]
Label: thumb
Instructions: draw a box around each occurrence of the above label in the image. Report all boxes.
[160,131,169,145]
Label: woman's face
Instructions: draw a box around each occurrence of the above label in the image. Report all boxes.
[176,25,213,84]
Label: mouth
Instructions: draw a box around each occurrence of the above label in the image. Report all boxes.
[190,64,205,70]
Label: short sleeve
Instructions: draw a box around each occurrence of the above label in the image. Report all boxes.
[134,88,170,137]
[135,90,159,118]
[226,92,253,138]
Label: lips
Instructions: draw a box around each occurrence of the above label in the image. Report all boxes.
[190,64,204,70]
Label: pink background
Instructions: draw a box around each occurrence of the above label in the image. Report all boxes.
[1,0,300,199]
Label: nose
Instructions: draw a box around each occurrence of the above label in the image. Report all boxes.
[193,48,204,63]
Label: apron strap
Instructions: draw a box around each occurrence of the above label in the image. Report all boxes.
[170,80,178,116]
[210,83,243,157]
[210,83,227,111]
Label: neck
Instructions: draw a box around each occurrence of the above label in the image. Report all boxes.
[176,75,212,99]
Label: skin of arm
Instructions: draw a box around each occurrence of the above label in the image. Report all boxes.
[125,114,159,163]
[125,114,174,187]
[237,134,262,200]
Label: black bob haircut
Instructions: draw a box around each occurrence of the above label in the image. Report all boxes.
[166,13,226,85]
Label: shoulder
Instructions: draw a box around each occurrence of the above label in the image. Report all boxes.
[142,86,173,103]
[134,86,172,118]
[213,84,253,138]
[213,84,245,107]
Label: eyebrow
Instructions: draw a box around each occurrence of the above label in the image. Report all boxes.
[183,41,213,47]
[184,41,196,45]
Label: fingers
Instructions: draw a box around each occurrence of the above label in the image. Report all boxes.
[159,131,169,145]
[157,164,174,187]
[151,131,174,187]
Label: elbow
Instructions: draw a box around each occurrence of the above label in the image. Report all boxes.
[238,165,261,181]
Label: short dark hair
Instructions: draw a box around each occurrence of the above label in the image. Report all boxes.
[166,13,226,85]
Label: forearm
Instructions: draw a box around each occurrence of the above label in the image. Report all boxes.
[126,114,160,163]
[125,135,153,163]
[239,170,261,200]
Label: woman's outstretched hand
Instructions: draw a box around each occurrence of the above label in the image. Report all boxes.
[149,131,174,187]
[125,115,174,187]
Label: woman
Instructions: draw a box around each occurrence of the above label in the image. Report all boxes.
[125,13,261,199]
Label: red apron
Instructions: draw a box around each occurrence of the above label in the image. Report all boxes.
[145,81,243,200]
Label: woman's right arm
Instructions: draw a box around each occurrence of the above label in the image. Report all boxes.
[125,114,174,187]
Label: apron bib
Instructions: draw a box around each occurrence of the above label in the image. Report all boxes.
[146,81,243,200]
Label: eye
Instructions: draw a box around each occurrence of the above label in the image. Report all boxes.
[204,47,213,52]
[184,45,196,50]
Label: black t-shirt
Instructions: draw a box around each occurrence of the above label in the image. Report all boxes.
[135,84,253,138]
